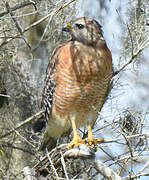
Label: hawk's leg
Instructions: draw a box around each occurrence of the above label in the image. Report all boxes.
[87,124,104,151]
[67,118,85,149]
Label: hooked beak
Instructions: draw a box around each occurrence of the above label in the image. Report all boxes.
[62,23,73,32]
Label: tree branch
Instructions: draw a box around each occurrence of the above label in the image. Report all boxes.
[46,148,60,180]
[123,171,149,180]
[94,161,122,180]
[0,94,10,98]
[0,110,44,139]
[28,144,122,179]
[0,0,37,18]
[5,1,31,50]
[0,0,76,48]
[104,133,148,143]
[113,46,146,76]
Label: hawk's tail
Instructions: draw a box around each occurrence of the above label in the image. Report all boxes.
[38,130,57,151]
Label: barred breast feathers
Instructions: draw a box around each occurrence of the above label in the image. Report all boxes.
[42,38,113,119]
[70,39,112,81]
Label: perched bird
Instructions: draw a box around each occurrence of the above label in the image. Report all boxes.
[39,17,113,151]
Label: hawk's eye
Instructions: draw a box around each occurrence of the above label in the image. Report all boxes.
[75,24,84,29]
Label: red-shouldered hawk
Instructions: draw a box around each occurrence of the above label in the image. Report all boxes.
[39,17,113,151]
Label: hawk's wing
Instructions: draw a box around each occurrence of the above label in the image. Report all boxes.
[39,44,64,151]
[41,44,64,121]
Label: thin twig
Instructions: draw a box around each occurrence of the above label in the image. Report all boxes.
[120,132,134,158]
[137,161,149,174]
[32,12,53,51]
[46,148,60,180]
[113,10,148,76]
[113,46,146,76]
[5,1,31,50]
[104,133,148,143]
[60,150,70,180]
[0,0,37,18]
[100,146,128,174]
[117,158,129,176]
[123,171,149,180]
[0,0,76,47]
[0,110,44,139]
[14,129,36,148]
[126,23,134,57]
[121,133,133,178]
[0,94,10,98]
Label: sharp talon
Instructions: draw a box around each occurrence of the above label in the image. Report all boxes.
[89,142,92,146]
[97,137,104,143]
[67,134,85,149]
[88,138,97,146]
[94,146,97,152]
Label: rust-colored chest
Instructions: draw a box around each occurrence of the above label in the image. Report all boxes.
[53,41,112,115]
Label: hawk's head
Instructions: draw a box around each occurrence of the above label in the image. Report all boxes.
[62,17,104,45]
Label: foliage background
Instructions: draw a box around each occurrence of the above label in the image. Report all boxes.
[0,0,149,179]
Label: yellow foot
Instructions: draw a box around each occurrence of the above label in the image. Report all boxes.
[67,134,85,149]
[87,124,104,151]
[88,137,104,152]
